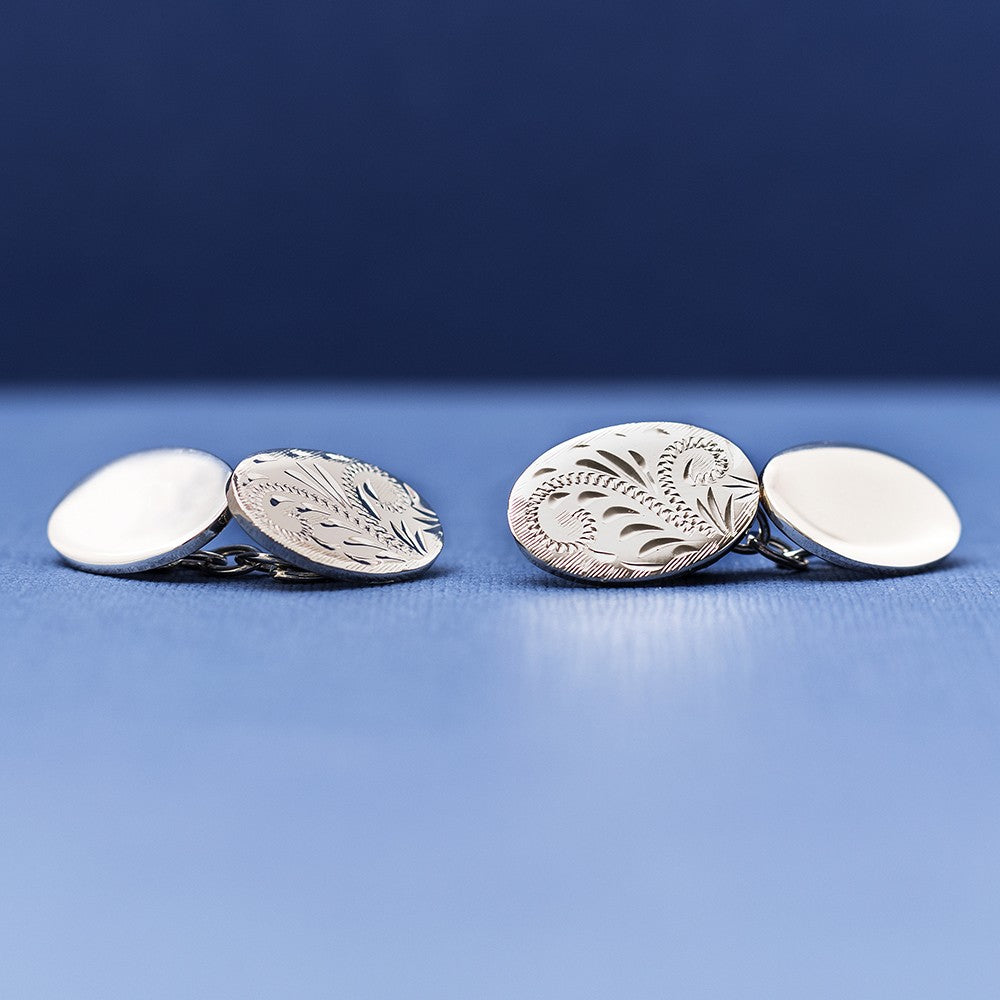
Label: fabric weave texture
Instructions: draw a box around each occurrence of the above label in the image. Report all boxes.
[1,382,998,999]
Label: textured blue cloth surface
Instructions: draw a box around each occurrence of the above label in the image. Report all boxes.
[1,382,999,998]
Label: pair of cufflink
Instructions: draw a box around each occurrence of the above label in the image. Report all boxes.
[49,421,961,585]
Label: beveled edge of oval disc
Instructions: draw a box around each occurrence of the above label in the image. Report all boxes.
[507,421,761,585]
[226,448,444,581]
[760,442,961,572]
[47,447,233,575]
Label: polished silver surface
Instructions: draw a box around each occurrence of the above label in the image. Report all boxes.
[227,449,444,580]
[508,422,760,583]
[47,448,232,574]
[761,444,961,571]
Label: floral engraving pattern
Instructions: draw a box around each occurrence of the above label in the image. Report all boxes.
[228,449,443,579]
[507,423,759,582]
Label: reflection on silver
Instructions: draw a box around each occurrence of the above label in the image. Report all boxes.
[227,449,444,580]
[507,422,760,583]
[47,448,232,574]
[761,444,961,571]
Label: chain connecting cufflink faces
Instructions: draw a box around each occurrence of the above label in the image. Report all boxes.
[48,448,444,583]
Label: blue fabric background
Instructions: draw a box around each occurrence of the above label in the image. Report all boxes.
[5,0,1000,379]
[1,382,998,997]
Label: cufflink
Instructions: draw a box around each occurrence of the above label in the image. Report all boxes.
[507,422,960,584]
[48,446,444,582]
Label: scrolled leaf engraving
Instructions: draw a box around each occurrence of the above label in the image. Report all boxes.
[507,422,760,583]
[229,449,444,579]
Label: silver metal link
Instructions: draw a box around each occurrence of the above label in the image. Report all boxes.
[733,511,810,571]
[173,548,230,572]
[175,544,326,582]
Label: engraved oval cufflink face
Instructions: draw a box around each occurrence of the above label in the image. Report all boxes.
[227,449,444,580]
[507,422,760,583]
[760,444,961,571]
[47,448,232,574]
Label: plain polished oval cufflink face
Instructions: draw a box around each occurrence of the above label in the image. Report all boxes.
[47,447,232,575]
[48,447,444,582]
[509,426,962,584]
[227,449,444,581]
[507,422,761,583]
[760,444,961,572]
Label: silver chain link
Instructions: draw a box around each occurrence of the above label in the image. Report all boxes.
[733,511,810,571]
[175,545,327,582]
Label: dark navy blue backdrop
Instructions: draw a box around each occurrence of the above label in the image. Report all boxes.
[4,0,999,380]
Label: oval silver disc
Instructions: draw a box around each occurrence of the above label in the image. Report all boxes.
[761,444,961,571]
[47,448,232,574]
[507,422,760,583]
[227,449,444,580]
